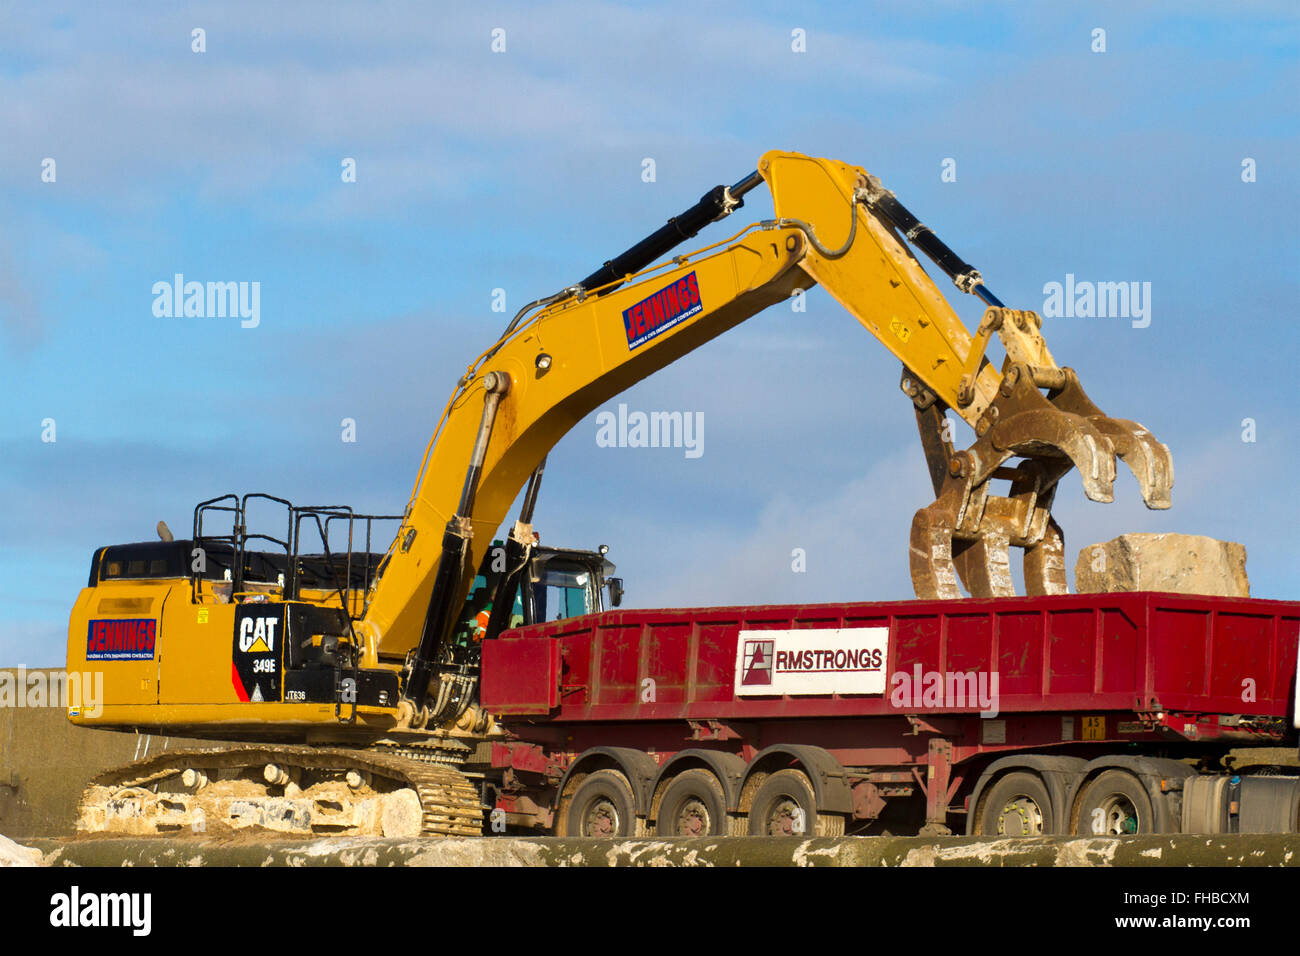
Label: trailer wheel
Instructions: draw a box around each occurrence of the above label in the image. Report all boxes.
[978,772,1053,836]
[747,769,843,837]
[562,770,638,838]
[1075,770,1153,835]
[655,769,728,837]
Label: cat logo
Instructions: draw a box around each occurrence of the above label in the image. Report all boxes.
[232,605,284,703]
[238,615,279,653]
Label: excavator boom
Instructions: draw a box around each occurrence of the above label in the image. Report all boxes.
[362,150,1173,710]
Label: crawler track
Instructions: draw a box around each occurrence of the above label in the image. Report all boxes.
[77,745,484,838]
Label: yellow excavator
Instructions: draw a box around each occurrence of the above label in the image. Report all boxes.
[66,150,1171,837]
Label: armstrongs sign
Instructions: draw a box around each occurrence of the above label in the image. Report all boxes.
[734,627,888,697]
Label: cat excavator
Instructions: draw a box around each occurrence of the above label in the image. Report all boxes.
[67,150,1171,837]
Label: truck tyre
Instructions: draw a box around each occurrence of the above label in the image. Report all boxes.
[1075,770,1154,835]
[977,772,1053,836]
[655,769,728,837]
[562,770,638,838]
[747,769,844,837]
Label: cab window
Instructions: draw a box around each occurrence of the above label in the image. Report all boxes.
[533,562,594,622]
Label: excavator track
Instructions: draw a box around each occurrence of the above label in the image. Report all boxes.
[76,745,484,839]
[368,736,477,766]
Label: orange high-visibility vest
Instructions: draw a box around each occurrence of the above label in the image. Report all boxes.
[473,607,491,642]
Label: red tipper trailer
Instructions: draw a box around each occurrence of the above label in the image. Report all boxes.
[480,592,1300,839]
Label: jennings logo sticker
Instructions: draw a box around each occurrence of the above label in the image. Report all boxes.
[622,272,702,350]
[86,618,157,661]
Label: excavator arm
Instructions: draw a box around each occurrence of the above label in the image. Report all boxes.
[359,150,1172,716]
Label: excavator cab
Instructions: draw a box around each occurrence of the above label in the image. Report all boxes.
[450,542,620,656]
[528,547,619,623]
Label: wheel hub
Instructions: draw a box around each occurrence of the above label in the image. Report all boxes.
[768,798,801,836]
[996,796,1045,837]
[674,798,709,837]
[582,798,620,837]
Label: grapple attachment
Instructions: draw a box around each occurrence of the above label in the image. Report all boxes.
[906,308,1173,600]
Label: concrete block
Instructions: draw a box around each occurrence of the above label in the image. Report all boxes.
[1075,533,1249,597]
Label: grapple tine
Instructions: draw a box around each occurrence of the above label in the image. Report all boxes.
[990,408,1117,504]
[1036,365,1174,510]
[909,501,963,601]
[1089,417,1173,509]
[1022,516,1068,596]
[953,533,1015,598]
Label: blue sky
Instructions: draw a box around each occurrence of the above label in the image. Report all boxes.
[1,2,1297,665]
